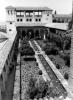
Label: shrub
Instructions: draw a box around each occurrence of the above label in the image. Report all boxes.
[38,70,42,75]
[36,62,38,66]
[56,64,60,69]
[27,76,51,99]
[20,46,35,56]
[27,77,38,99]
[24,57,36,61]
[64,73,69,80]
[43,43,59,55]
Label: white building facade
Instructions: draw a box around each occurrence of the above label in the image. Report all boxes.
[6,6,52,24]
[6,6,53,39]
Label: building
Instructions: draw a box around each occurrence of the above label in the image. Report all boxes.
[0,6,72,100]
[6,6,53,39]
[53,14,72,23]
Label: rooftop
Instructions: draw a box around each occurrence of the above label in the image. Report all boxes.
[45,23,68,30]
[53,14,72,18]
[16,22,68,30]
[6,6,53,11]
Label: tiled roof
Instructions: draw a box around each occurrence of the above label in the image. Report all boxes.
[6,6,52,11]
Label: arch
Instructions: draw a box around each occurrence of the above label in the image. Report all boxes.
[35,30,40,39]
[27,29,34,39]
[40,29,45,39]
[22,30,26,39]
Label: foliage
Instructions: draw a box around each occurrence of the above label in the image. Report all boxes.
[43,43,59,55]
[59,50,70,67]
[19,40,35,56]
[24,57,36,61]
[38,70,42,75]
[56,64,60,69]
[64,73,69,80]
[47,32,71,51]
[26,76,51,99]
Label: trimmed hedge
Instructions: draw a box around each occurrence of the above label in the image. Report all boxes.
[64,73,69,80]
[19,41,35,56]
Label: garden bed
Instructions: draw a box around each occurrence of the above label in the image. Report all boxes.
[38,54,67,98]
[36,40,70,80]
[21,57,44,100]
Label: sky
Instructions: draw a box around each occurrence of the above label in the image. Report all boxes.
[0,0,72,22]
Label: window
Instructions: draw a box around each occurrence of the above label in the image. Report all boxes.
[8,10,10,15]
[35,12,42,16]
[26,12,33,17]
[30,12,33,16]
[35,12,38,16]
[35,19,38,21]
[17,19,19,22]
[11,10,12,14]
[26,19,28,21]
[26,19,32,22]
[26,12,29,16]
[10,22,12,24]
[35,19,41,22]
[16,12,21,16]
[20,19,22,22]
[39,12,42,16]
[9,29,12,31]
[30,19,32,21]
[47,13,49,16]
[21,12,24,15]
[39,19,41,21]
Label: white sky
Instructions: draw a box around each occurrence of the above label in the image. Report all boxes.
[0,0,72,22]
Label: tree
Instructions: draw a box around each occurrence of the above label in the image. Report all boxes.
[54,10,57,15]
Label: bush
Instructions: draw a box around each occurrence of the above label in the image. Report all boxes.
[38,70,42,75]
[64,73,69,80]
[56,64,60,69]
[43,43,59,55]
[24,57,36,61]
[36,62,38,66]
[20,46,35,56]
[27,76,51,99]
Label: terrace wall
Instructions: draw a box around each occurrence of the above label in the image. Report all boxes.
[0,31,18,100]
